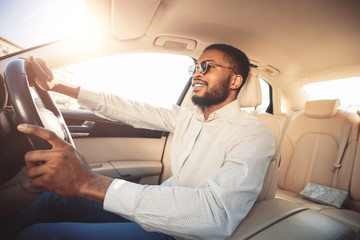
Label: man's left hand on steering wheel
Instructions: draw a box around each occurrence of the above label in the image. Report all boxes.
[27,57,57,92]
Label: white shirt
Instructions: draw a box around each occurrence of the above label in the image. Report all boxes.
[77,88,275,240]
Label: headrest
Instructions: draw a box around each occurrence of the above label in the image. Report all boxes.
[238,68,262,108]
[305,99,340,119]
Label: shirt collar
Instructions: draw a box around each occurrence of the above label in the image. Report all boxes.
[194,100,243,123]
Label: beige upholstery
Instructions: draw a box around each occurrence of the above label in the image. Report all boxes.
[278,100,358,193]
[228,199,307,239]
[247,209,355,240]
[317,130,360,233]
[255,113,281,201]
[231,80,356,239]
[276,99,360,233]
[321,208,360,234]
[349,134,360,212]
[238,68,281,202]
[229,199,355,239]
[238,68,262,108]
[305,99,340,119]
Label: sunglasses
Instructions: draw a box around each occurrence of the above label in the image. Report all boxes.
[188,60,236,76]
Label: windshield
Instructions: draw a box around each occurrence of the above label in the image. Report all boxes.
[0,0,89,53]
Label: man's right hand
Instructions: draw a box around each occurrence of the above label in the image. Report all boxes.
[27,56,57,91]
[18,124,113,203]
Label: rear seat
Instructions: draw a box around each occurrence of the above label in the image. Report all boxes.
[350,141,360,212]
[230,73,355,239]
[319,129,360,233]
[276,99,360,233]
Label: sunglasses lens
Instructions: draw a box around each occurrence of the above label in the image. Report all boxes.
[199,61,208,74]
[189,61,209,76]
[188,65,196,76]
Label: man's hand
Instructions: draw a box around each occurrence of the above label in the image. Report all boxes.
[26,57,81,99]
[27,57,57,91]
[18,124,113,204]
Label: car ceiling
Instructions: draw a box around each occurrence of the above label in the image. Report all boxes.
[1,0,359,95]
[94,0,360,82]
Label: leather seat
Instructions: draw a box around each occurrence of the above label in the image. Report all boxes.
[319,130,360,233]
[237,68,281,202]
[230,72,355,239]
[276,99,360,233]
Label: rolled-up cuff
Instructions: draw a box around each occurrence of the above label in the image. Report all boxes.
[77,88,101,110]
[103,179,145,222]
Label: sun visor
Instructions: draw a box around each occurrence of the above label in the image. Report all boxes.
[111,0,161,39]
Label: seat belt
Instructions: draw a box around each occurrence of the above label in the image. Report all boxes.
[277,111,298,167]
[332,118,352,188]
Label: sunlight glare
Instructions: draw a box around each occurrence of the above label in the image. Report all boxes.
[25,0,93,45]
[303,77,360,113]
[59,53,194,109]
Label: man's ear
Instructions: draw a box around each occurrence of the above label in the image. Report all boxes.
[231,75,243,90]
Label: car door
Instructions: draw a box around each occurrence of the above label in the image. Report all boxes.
[62,109,167,185]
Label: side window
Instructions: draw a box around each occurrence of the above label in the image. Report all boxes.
[52,53,194,109]
[239,77,272,113]
[257,77,271,113]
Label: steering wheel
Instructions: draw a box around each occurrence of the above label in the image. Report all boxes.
[2,59,74,181]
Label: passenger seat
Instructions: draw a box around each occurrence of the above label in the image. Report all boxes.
[276,99,360,233]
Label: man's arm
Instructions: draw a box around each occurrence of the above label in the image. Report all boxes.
[27,57,80,99]
[23,57,177,201]
[102,122,276,239]
[18,124,113,204]
[28,57,178,132]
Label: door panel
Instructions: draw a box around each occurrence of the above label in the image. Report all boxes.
[62,110,168,185]
[62,109,164,138]
[74,137,166,163]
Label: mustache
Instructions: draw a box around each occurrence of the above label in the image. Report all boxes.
[191,77,208,86]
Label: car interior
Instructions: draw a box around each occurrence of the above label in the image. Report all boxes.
[0,0,360,239]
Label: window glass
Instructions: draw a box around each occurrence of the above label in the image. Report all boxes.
[302,77,360,113]
[52,53,194,109]
[257,77,270,113]
[241,77,271,113]
[1,0,89,50]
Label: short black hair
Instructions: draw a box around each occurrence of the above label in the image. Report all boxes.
[204,44,250,90]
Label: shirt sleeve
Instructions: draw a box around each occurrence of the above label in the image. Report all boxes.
[77,88,179,132]
[103,124,275,240]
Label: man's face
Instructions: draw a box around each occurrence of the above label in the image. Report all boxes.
[191,49,234,107]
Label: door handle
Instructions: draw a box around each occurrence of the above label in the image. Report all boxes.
[68,121,95,131]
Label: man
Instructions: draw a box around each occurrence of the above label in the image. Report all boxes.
[4,44,275,239]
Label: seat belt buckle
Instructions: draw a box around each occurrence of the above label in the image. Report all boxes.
[333,163,342,172]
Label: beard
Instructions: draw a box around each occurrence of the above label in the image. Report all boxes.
[192,76,231,107]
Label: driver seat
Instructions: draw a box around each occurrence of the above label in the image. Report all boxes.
[237,68,282,202]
